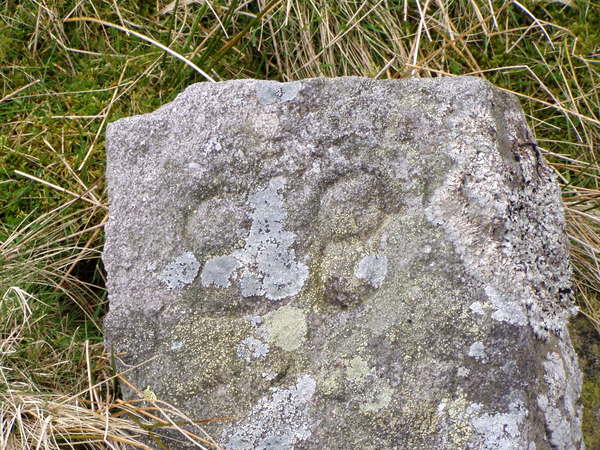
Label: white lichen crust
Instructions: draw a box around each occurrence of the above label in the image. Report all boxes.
[223,375,316,449]
[355,253,388,288]
[200,177,309,300]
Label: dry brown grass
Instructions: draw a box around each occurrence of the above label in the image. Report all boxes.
[0,287,225,449]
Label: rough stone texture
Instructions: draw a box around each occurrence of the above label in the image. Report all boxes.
[104,77,584,449]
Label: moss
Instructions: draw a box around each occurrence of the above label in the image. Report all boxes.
[580,377,600,450]
[569,316,600,448]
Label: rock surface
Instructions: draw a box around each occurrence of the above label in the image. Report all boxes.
[104,77,584,449]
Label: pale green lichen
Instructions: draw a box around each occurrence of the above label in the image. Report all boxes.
[359,385,394,413]
[319,370,344,397]
[346,356,371,382]
[263,305,307,351]
[343,355,395,414]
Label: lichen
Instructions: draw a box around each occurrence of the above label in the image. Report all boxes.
[262,305,307,352]
[457,367,470,377]
[157,251,199,289]
[170,341,183,351]
[436,392,475,448]
[469,301,485,315]
[199,177,309,300]
[485,285,527,327]
[201,255,239,288]
[223,375,316,449]
[467,341,488,363]
[256,81,303,106]
[354,253,388,288]
[168,316,251,396]
[469,400,528,449]
[437,395,530,449]
[240,177,309,299]
[105,77,584,448]
[423,87,574,340]
[346,356,371,382]
[359,385,394,414]
[538,349,583,449]
[237,337,269,362]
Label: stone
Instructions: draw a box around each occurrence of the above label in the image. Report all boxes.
[103,77,584,449]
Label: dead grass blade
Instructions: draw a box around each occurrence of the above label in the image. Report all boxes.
[63,16,215,82]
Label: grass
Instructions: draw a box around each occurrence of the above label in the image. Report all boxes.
[1,0,598,447]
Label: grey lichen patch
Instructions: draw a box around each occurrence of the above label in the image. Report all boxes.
[359,385,394,414]
[469,400,528,449]
[537,394,573,450]
[237,337,269,362]
[467,341,488,363]
[354,253,388,288]
[240,274,263,297]
[537,351,583,449]
[202,177,309,300]
[223,375,316,449]
[170,341,183,351]
[201,255,240,288]
[485,286,527,327]
[469,301,485,315]
[256,81,302,106]
[262,305,307,352]
[157,251,199,289]
[543,352,566,394]
[240,177,309,300]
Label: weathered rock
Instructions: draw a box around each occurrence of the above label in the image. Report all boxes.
[103,77,584,449]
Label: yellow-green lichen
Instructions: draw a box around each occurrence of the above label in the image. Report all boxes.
[436,391,476,447]
[360,385,394,413]
[346,356,372,382]
[263,305,307,351]
[400,399,440,437]
[167,316,252,396]
[319,369,344,397]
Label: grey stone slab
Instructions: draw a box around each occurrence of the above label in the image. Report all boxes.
[103,77,583,449]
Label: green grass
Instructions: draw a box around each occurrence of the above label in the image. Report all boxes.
[1,0,599,447]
